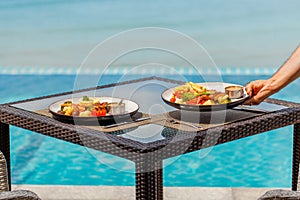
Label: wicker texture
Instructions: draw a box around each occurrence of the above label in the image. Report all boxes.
[258,189,300,200]
[0,190,41,200]
[0,151,8,192]
[1,103,300,160]
[0,122,10,190]
[135,158,163,200]
[0,151,41,199]
[293,123,300,191]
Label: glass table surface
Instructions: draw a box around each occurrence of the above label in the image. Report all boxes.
[11,79,179,143]
[10,78,290,144]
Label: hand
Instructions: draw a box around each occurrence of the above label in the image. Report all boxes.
[244,79,277,105]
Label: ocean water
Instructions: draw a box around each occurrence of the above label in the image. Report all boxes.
[1,0,300,68]
[1,74,299,187]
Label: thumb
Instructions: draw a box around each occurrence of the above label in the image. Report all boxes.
[251,90,270,105]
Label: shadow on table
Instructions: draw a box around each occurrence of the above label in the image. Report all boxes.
[168,109,262,124]
[162,109,263,138]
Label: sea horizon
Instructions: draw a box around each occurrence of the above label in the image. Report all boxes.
[1,0,300,70]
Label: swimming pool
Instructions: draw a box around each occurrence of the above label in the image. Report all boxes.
[1,72,299,188]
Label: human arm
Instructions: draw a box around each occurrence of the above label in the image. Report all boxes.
[245,45,300,105]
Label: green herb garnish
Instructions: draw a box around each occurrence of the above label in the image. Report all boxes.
[82,96,89,101]
[181,92,196,102]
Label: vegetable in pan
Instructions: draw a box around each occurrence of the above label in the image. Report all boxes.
[57,97,112,117]
[170,82,231,105]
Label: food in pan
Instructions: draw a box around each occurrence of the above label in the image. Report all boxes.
[225,85,244,99]
[57,96,125,117]
[170,82,231,105]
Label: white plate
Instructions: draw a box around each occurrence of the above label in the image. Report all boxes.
[49,97,139,122]
[161,82,249,111]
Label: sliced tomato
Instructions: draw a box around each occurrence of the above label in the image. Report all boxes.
[98,109,107,116]
[199,99,207,105]
[186,96,208,105]
[170,96,176,103]
[90,109,97,116]
[186,97,199,105]
[173,90,185,98]
[90,108,107,116]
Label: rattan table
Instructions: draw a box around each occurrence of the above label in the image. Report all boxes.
[0,76,300,200]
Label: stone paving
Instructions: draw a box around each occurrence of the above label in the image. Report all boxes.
[12,185,286,200]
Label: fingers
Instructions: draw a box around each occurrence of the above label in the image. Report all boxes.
[243,99,252,105]
[251,89,271,104]
[245,80,262,96]
[244,82,256,105]
[245,83,252,97]
[243,80,268,105]
[244,95,264,105]
[244,81,272,105]
[245,97,263,105]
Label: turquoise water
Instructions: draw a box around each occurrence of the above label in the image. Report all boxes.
[1,74,299,187]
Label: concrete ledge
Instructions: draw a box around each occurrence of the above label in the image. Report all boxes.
[12,185,287,200]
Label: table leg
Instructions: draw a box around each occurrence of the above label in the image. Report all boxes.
[0,122,10,191]
[292,123,300,191]
[135,160,163,200]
